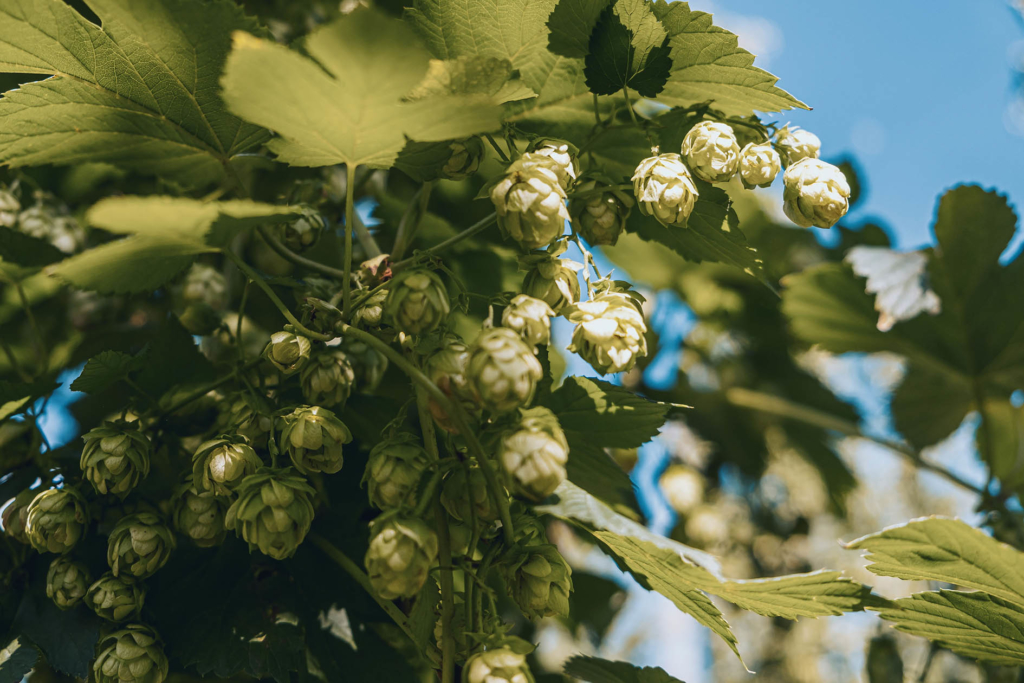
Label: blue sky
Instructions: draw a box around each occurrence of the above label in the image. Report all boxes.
[692,0,1024,249]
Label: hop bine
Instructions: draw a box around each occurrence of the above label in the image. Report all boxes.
[632,153,699,227]
[365,516,438,599]
[467,327,544,414]
[300,348,356,406]
[92,625,169,683]
[738,141,782,189]
[384,269,451,335]
[363,433,431,510]
[279,405,352,475]
[263,330,312,374]
[85,572,145,622]
[680,121,740,183]
[191,434,262,496]
[501,294,554,347]
[80,423,152,499]
[25,487,88,554]
[499,407,569,501]
[46,558,90,610]
[783,158,851,229]
[225,467,316,559]
[107,513,175,579]
[490,153,571,250]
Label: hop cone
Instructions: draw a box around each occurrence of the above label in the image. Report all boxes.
[263,330,312,374]
[80,423,152,499]
[499,407,569,501]
[365,517,438,599]
[568,177,633,246]
[501,295,554,347]
[107,513,175,579]
[424,338,477,432]
[86,572,145,622]
[280,213,325,251]
[2,489,35,543]
[172,480,228,547]
[279,405,352,475]
[300,349,356,406]
[181,263,228,311]
[774,124,821,166]
[783,158,851,229]
[0,186,18,227]
[191,434,262,496]
[490,154,570,249]
[500,542,572,620]
[467,327,543,414]
[92,625,168,683]
[363,433,430,510]
[441,137,484,180]
[631,153,699,227]
[46,558,90,609]
[526,138,579,189]
[225,468,316,560]
[219,394,272,447]
[25,487,88,554]
[738,141,782,189]
[566,291,648,375]
[384,269,451,335]
[341,339,389,392]
[680,121,740,183]
[441,465,501,523]
[462,644,536,683]
[352,288,388,329]
[521,256,581,314]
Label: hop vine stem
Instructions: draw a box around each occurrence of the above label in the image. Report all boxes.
[343,163,356,316]
[391,213,498,271]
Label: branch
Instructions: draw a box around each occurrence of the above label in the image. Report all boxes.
[255,226,348,280]
[391,213,498,271]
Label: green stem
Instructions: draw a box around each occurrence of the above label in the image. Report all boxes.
[391,213,498,271]
[343,164,356,316]
[392,182,434,262]
[0,338,31,382]
[236,279,251,364]
[484,134,511,164]
[341,278,391,316]
[256,226,348,280]
[308,533,417,644]
[158,357,264,417]
[336,323,515,545]
[622,86,640,128]
[14,280,47,375]
[412,467,445,519]
[224,250,333,342]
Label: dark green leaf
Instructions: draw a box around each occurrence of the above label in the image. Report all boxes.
[70,350,144,394]
[0,226,63,267]
[134,316,216,398]
[542,376,670,448]
[13,574,101,678]
[584,1,672,97]
[547,0,612,58]
[0,378,58,421]
[0,637,38,683]
[564,655,683,682]
[407,577,440,651]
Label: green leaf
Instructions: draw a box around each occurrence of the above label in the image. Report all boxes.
[221,9,503,170]
[564,655,683,683]
[584,1,672,98]
[0,378,57,420]
[0,637,38,683]
[407,577,440,651]
[404,56,535,103]
[0,226,63,267]
[0,0,270,188]
[542,376,671,448]
[875,591,1024,667]
[547,0,612,58]
[70,350,144,394]
[846,517,1024,607]
[13,575,101,679]
[650,1,807,116]
[133,315,215,397]
[48,236,213,294]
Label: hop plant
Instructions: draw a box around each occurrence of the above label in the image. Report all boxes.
[499,407,569,501]
[365,517,438,599]
[774,125,821,166]
[500,542,572,620]
[219,394,272,446]
[501,294,554,347]
[0,186,18,226]
[782,158,851,229]
[526,137,580,189]
[80,423,152,499]
[300,348,356,406]
[107,513,176,579]
[384,269,451,335]
[424,338,477,432]
[568,177,633,246]
[225,468,316,559]
[280,213,325,252]
[441,137,484,180]
[352,288,388,329]
[441,465,502,523]
[467,327,544,414]
[462,644,536,683]
[680,121,741,183]
[2,489,35,543]
[363,433,430,510]
[565,289,648,375]
[92,625,168,683]
[46,558,90,609]
[341,339,389,392]
[191,434,262,496]
[85,572,145,622]
[181,263,229,311]
[738,141,782,189]
[25,487,88,554]
[172,481,229,547]
[263,330,312,374]
[490,153,571,250]
[632,153,699,227]
[279,405,352,475]
[521,253,582,314]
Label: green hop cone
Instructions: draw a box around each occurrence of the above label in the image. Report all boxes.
[0,186,19,226]
[46,558,90,609]
[225,468,316,560]
[362,433,430,510]
[774,124,821,167]
[177,302,222,336]
[300,349,356,406]
[191,434,262,496]
[279,405,352,475]
[263,330,312,374]
[365,516,438,599]
[568,177,633,246]
[526,137,580,190]
[521,255,581,314]
[181,263,228,311]
[219,393,272,447]
[738,141,782,189]
[565,290,648,375]
[25,487,88,554]
[352,288,388,329]
[499,407,569,501]
[441,465,501,523]
[2,489,35,543]
[680,120,741,183]
[85,572,145,622]
[80,423,152,499]
[467,327,543,415]
[340,339,389,392]
[384,269,451,335]
[782,158,851,229]
[500,542,572,620]
[501,295,554,347]
[462,642,536,683]
[172,481,229,547]
[107,513,175,579]
[441,137,484,180]
[279,213,325,252]
[92,625,168,683]
[631,153,699,227]
[490,153,571,250]
[423,338,477,432]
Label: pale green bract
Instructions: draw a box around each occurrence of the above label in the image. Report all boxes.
[225,468,316,560]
